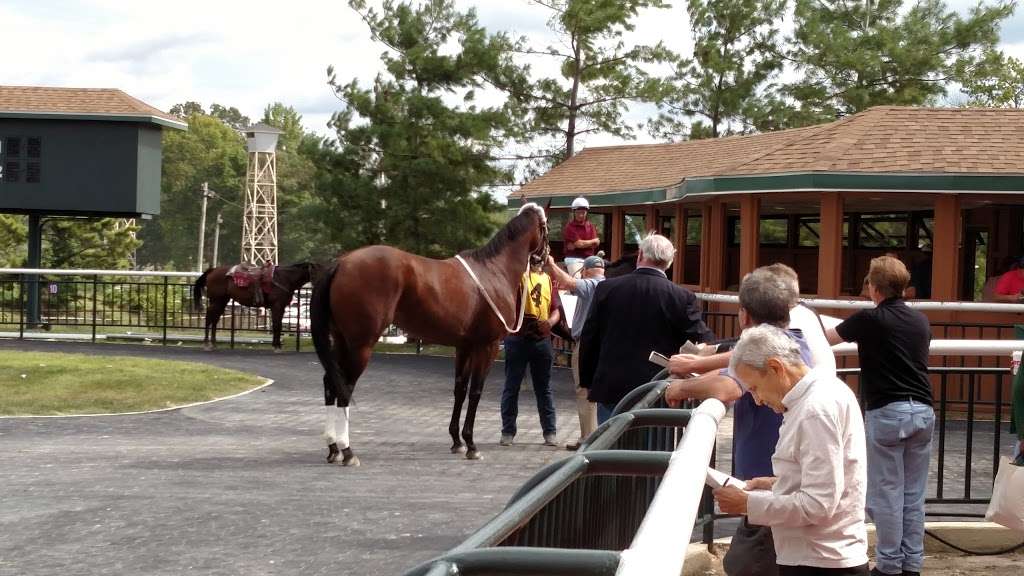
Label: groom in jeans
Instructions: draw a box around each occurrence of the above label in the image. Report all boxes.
[828,256,934,576]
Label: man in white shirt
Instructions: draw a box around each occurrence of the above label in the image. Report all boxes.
[714,325,868,576]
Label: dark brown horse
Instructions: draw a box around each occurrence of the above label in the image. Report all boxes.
[193,262,317,351]
[310,203,549,466]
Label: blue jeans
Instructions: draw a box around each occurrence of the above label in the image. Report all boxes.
[500,335,555,436]
[865,401,935,575]
[597,402,617,424]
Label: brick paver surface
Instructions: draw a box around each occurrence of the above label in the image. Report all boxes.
[0,340,578,576]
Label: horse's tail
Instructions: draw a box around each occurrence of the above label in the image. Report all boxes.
[311,259,343,402]
[193,268,213,312]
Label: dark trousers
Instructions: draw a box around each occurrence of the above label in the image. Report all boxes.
[501,335,556,436]
[778,564,868,576]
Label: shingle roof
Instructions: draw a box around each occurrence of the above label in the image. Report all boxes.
[514,106,1024,200]
[0,86,186,129]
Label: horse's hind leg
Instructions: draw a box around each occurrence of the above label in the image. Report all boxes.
[449,348,471,454]
[462,343,498,461]
[204,298,226,351]
[324,338,370,467]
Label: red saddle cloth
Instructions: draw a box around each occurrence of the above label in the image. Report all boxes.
[228,264,275,293]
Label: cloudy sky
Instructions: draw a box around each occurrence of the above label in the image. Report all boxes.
[5,0,1024,152]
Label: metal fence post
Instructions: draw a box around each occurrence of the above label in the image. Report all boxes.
[295,289,302,353]
[91,274,98,343]
[162,276,168,345]
[18,273,25,340]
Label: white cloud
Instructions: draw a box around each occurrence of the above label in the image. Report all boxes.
[6,0,1023,148]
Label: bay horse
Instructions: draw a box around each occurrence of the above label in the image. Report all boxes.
[193,262,317,351]
[310,203,549,466]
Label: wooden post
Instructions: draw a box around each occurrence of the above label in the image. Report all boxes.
[818,192,844,298]
[701,200,726,292]
[739,194,760,278]
[645,204,658,236]
[932,194,962,301]
[611,206,625,262]
[673,204,686,284]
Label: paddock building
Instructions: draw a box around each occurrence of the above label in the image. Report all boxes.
[509,106,1024,333]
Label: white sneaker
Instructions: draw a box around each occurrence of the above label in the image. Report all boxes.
[543,433,558,447]
[499,434,514,446]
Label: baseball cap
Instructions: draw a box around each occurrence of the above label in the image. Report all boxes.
[583,256,605,269]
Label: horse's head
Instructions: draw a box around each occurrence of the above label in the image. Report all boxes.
[517,202,549,260]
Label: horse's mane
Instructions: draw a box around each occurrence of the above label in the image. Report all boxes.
[462,203,546,262]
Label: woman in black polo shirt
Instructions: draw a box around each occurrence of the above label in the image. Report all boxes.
[826,256,933,576]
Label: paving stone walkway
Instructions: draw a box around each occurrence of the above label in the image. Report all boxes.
[0,340,579,576]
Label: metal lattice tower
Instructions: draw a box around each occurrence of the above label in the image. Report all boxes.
[240,123,282,265]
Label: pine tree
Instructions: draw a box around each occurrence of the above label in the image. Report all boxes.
[652,0,787,140]
[326,0,517,257]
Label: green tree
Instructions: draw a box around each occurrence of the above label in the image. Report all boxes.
[0,215,27,267]
[169,101,205,118]
[327,0,515,257]
[786,0,1015,121]
[960,49,1024,107]
[42,218,140,269]
[652,0,787,140]
[507,0,674,165]
[209,104,251,130]
[262,103,305,151]
[137,112,247,269]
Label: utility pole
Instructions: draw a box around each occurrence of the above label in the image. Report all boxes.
[212,212,223,268]
[197,182,212,272]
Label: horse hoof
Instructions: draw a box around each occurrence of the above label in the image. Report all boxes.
[465,449,482,461]
[273,347,283,354]
[202,344,214,352]
[451,444,467,454]
[326,442,339,464]
[341,448,360,467]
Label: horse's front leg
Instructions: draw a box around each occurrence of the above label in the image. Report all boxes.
[462,345,497,460]
[270,302,285,352]
[449,349,471,454]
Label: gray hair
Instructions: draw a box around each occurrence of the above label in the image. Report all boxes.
[638,233,675,269]
[739,266,799,327]
[729,324,805,373]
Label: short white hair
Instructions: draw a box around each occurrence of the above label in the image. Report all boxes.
[638,233,675,269]
[729,324,805,373]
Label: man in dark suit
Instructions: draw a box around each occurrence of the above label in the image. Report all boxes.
[579,233,714,422]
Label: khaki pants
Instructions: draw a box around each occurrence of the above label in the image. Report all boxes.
[571,341,598,441]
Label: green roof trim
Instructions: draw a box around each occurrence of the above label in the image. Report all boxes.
[681,172,1024,196]
[507,187,670,209]
[509,171,1024,208]
[0,111,188,130]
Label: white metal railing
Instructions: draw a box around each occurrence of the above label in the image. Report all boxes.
[697,292,1024,313]
[832,339,1024,357]
[615,398,727,576]
[0,268,200,278]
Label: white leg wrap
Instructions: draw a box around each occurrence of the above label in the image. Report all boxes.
[323,405,338,445]
[336,406,350,450]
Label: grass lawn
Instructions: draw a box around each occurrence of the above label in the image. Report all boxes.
[0,351,266,416]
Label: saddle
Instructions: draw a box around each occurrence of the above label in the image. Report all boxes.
[228,263,275,305]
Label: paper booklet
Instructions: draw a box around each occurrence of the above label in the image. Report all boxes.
[705,467,747,490]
